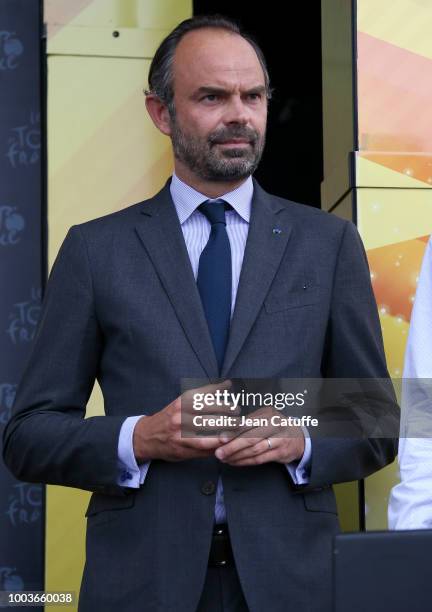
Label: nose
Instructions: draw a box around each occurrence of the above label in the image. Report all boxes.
[223,94,250,125]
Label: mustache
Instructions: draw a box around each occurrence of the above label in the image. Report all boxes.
[209,128,259,145]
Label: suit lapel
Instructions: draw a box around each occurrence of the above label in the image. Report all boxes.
[134,176,293,379]
[134,179,219,378]
[221,178,293,376]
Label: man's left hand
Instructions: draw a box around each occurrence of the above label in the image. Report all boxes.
[214,407,305,466]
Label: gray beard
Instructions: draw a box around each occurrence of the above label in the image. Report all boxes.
[169,116,266,182]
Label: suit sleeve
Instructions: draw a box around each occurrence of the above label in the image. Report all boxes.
[2,225,129,496]
[304,220,398,490]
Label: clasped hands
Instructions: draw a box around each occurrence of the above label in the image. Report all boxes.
[133,380,305,466]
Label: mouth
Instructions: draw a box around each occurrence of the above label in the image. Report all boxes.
[217,140,251,146]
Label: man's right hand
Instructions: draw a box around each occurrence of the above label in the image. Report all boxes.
[132,380,234,463]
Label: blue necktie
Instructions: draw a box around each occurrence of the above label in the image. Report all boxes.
[197,199,232,373]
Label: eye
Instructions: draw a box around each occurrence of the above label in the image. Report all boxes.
[202,94,219,102]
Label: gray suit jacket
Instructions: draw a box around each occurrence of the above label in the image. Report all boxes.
[2,176,397,612]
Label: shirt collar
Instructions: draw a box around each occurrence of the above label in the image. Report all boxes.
[170,171,253,224]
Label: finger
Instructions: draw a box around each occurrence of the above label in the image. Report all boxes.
[226,410,281,439]
[197,403,240,416]
[186,402,240,417]
[229,437,304,465]
[215,436,262,461]
[180,379,234,415]
[227,448,280,466]
[179,411,241,436]
[179,435,224,451]
[182,379,233,403]
[174,446,223,461]
[219,422,276,449]
[221,437,277,462]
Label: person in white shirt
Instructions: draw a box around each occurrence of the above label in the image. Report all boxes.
[389,236,432,529]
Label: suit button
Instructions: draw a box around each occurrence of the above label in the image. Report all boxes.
[201,480,216,495]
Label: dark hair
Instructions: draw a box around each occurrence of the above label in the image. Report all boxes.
[144,14,273,114]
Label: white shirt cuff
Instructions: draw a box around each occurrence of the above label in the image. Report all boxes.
[117,415,150,488]
[285,427,311,485]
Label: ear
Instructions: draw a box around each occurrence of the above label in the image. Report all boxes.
[145,94,172,137]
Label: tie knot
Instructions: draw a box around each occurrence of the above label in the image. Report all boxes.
[199,199,228,225]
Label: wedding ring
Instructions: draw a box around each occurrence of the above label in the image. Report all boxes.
[267,438,272,449]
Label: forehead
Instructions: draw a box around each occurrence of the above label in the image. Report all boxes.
[172,28,265,93]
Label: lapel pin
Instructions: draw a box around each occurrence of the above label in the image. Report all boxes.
[272,228,282,235]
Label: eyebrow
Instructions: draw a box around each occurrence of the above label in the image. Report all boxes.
[194,85,267,97]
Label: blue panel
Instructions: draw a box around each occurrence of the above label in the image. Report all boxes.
[0,0,44,599]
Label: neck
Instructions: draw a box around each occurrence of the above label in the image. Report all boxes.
[174,164,249,199]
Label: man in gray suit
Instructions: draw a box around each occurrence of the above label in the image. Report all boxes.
[3,14,397,612]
